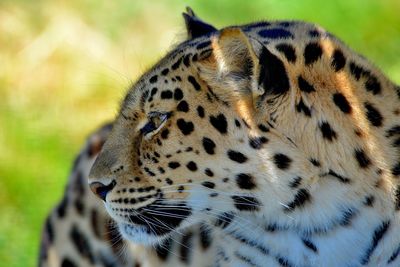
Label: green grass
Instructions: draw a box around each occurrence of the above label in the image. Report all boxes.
[0,1,399,266]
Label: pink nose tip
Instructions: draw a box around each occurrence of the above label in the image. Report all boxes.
[89,180,116,201]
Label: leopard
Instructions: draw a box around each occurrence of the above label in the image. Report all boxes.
[40,7,400,267]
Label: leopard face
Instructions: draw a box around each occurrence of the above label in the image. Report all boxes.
[88,14,399,251]
[87,26,290,245]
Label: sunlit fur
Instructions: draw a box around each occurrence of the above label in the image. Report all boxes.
[44,15,400,267]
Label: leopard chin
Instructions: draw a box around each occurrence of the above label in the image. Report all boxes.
[119,223,169,246]
[106,200,192,245]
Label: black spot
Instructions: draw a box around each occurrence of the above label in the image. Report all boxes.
[249,136,268,149]
[365,102,383,127]
[70,225,94,263]
[365,75,381,95]
[177,101,189,112]
[227,150,248,163]
[74,199,84,215]
[160,129,169,139]
[258,28,294,39]
[339,208,356,226]
[202,181,215,189]
[349,62,364,80]
[215,212,234,229]
[180,232,193,263]
[296,98,311,117]
[178,185,184,193]
[171,56,183,70]
[155,238,172,261]
[202,137,216,155]
[319,121,337,141]
[236,173,256,190]
[149,75,158,84]
[275,43,296,63]
[331,49,346,71]
[174,88,183,100]
[284,189,311,212]
[392,162,400,176]
[302,238,318,253]
[304,42,322,65]
[258,124,269,132]
[386,125,400,137]
[188,76,201,91]
[310,158,320,167]
[143,167,156,177]
[354,149,371,168]
[45,217,54,243]
[273,153,292,170]
[308,30,320,37]
[209,114,228,134]
[183,53,191,67]
[204,168,214,177]
[328,169,351,183]
[61,258,78,267]
[199,224,212,250]
[232,196,261,211]
[333,93,352,114]
[57,196,68,218]
[150,87,158,97]
[235,119,241,128]
[387,243,400,264]
[186,161,197,171]
[196,40,211,50]
[165,178,173,185]
[177,119,194,135]
[360,221,391,265]
[298,76,316,93]
[197,106,205,118]
[289,177,302,188]
[161,90,173,99]
[161,68,169,76]
[258,46,290,95]
[363,195,375,207]
[168,162,180,169]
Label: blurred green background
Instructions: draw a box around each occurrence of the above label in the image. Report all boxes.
[0,0,399,266]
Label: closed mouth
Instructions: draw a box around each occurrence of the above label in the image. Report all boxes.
[122,200,192,236]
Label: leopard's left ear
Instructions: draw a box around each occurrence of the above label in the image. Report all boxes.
[198,27,290,103]
[182,7,217,39]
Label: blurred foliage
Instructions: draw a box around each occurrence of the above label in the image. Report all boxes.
[0,0,398,266]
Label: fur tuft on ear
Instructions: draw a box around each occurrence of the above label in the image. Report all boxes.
[182,7,217,39]
[197,28,265,101]
[197,27,292,105]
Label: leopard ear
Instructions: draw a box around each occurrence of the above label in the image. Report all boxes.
[182,7,217,39]
[198,27,290,102]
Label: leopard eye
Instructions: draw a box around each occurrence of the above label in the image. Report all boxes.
[141,112,170,136]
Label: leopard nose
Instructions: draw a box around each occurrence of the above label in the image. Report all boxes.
[89,180,116,201]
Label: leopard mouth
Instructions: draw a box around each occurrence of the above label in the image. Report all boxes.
[115,201,192,244]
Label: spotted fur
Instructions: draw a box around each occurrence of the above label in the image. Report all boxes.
[41,7,400,267]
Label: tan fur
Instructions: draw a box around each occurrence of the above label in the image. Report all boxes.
[42,17,400,267]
